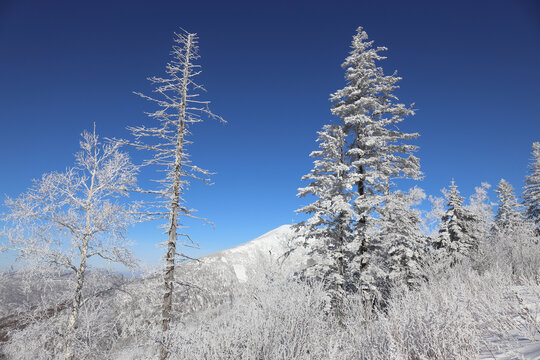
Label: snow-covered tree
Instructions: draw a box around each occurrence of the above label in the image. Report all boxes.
[523,142,540,231]
[424,195,445,237]
[297,26,421,309]
[378,187,426,290]
[466,182,494,242]
[464,182,494,272]
[330,27,421,296]
[433,180,478,265]
[489,178,540,278]
[296,124,354,324]
[2,129,138,360]
[495,179,524,233]
[125,30,224,359]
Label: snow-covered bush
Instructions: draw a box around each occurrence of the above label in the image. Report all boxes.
[494,229,540,284]
[374,266,518,359]
[165,279,331,360]
[0,267,72,318]
[1,269,131,360]
[2,254,537,359]
[117,264,526,360]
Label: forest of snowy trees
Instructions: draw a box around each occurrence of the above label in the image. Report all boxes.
[1,27,540,360]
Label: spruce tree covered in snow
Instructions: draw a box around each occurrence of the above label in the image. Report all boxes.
[523,142,540,231]
[329,27,421,297]
[433,180,478,264]
[377,187,426,290]
[125,30,224,359]
[495,179,524,233]
[296,124,353,324]
[297,26,421,308]
[2,129,138,360]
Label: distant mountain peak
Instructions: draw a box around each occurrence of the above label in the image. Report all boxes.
[185,225,306,283]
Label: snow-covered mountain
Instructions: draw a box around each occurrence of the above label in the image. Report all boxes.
[182,224,308,284]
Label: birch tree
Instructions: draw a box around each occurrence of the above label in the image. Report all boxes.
[2,129,138,359]
[126,30,224,359]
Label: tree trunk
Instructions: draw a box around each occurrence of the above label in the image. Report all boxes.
[160,206,178,360]
[65,243,88,360]
[357,165,368,271]
[336,146,346,326]
[160,33,193,360]
[337,238,344,326]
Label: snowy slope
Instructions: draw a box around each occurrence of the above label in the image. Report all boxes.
[182,225,308,284]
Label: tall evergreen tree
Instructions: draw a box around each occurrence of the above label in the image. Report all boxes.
[297,26,421,310]
[523,142,540,231]
[330,27,421,297]
[434,180,478,264]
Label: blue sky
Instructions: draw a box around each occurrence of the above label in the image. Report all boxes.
[1,0,539,269]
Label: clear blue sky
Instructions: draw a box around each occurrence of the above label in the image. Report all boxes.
[1,0,539,268]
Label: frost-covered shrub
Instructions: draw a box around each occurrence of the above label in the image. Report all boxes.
[373,267,518,359]
[120,265,525,360]
[152,278,333,360]
[483,223,540,283]
[2,260,536,359]
[0,267,73,318]
[1,269,131,360]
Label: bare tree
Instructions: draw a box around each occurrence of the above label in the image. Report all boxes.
[2,128,138,360]
[126,30,224,359]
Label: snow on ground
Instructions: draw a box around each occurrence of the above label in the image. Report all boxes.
[479,286,540,359]
[480,330,540,359]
